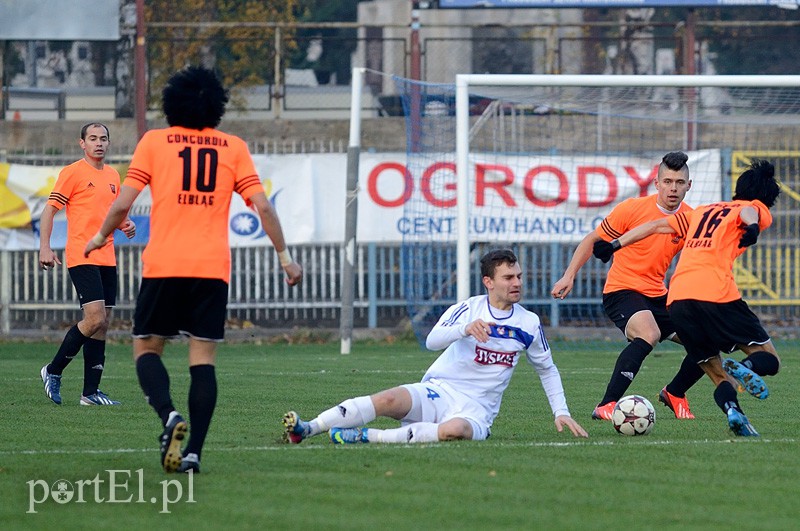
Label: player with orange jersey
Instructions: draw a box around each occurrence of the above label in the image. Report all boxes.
[552,152,705,421]
[39,123,136,406]
[597,159,781,436]
[85,66,303,472]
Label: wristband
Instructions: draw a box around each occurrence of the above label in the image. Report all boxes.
[91,233,106,246]
[278,249,293,267]
[610,239,621,251]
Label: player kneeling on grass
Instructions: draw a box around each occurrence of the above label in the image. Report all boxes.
[284,249,588,445]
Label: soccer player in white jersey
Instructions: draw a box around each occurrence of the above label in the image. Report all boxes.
[283,249,588,444]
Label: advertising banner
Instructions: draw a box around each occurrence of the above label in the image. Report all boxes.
[0,150,721,250]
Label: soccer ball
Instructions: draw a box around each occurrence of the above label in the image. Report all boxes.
[611,395,655,436]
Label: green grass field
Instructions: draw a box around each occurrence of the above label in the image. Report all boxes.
[1,337,797,529]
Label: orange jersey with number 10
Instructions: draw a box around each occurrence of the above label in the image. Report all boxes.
[124,126,264,282]
[666,199,772,305]
[596,195,693,297]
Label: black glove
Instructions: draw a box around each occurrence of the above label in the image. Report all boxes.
[593,239,621,263]
[738,223,760,248]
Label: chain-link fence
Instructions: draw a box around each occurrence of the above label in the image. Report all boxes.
[4,18,800,123]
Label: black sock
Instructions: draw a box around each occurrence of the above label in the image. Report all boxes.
[82,338,106,396]
[600,338,653,405]
[136,353,175,425]
[713,381,740,413]
[741,351,780,376]
[184,365,217,461]
[665,356,705,397]
[48,324,88,375]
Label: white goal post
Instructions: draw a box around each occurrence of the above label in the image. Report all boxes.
[454,74,800,302]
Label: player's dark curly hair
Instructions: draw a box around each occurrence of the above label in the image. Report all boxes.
[659,151,689,173]
[162,66,228,130]
[480,249,518,279]
[733,159,781,208]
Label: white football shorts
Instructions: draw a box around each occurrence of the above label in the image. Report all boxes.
[400,378,491,440]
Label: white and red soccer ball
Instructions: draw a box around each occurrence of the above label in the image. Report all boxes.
[612,395,655,436]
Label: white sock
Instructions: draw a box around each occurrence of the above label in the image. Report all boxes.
[311,396,376,435]
[369,422,440,444]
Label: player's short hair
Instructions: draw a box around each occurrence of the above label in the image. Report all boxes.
[480,249,518,279]
[80,122,110,140]
[733,159,781,208]
[162,66,228,130]
[658,151,689,177]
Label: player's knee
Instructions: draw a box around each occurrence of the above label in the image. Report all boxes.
[753,350,781,376]
[763,349,781,372]
[625,314,661,345]
[371,388,409,418]
[637,332,660,347]
[763,347,781,371]
[371,391,395,412]
[438,419,473,441]
[82,315,108,336]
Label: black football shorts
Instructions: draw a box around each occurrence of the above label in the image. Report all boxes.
[68,265,117,308]
[133,277,229,341]
[669,298,770,364]
[602,289,675,342]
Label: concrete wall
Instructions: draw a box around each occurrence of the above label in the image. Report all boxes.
[0,117,410,157]
[2,114,796,159]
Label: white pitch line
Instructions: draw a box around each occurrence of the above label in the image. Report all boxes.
[1,437,796,456]
[14,369,426,382]
[15,367,611,382]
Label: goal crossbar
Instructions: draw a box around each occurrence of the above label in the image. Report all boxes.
[457,74,800,89]
[455,74,800,301]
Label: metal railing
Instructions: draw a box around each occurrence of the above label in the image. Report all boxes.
[4,240,798,335]
[0,243,409,334]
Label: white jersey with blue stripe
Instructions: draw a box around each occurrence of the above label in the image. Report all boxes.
[424,295,570,425]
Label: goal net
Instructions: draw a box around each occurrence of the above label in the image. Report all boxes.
[396,74,800,341]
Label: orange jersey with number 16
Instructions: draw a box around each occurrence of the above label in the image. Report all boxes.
[666,199,772,305]
[124,126,264,283]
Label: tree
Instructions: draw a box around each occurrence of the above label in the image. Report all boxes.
[145,0,299,103]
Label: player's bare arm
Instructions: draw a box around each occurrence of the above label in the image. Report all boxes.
[551,231,601,299]
[617,218,674,247]
[84,185,140,257]
[38,204,62,270]
[593,218,675,262]
[594,218,675,264]
[248,192,303,286]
